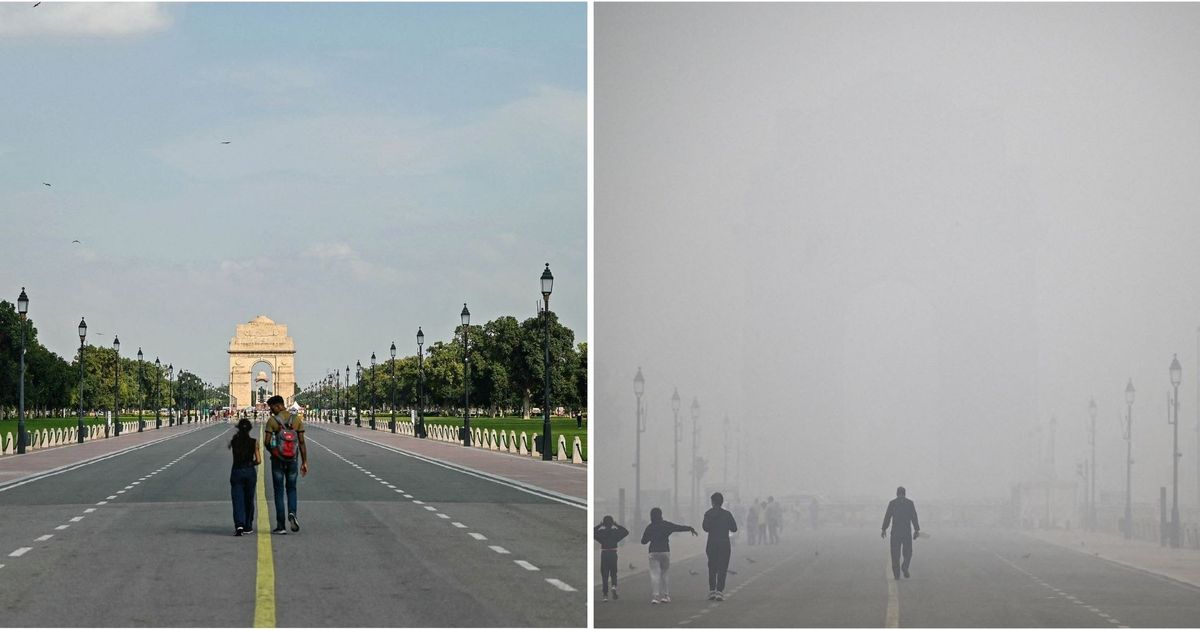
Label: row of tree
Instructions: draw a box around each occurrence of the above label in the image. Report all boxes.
[294,313,587,418]
[0,301,587,420]
[0,301,224,418]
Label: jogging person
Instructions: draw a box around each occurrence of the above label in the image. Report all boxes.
[641,507,698,604]
[702,492,738,601]
[881,486,920,579]
[594,515,630,602]
[264,395,308,534]
[228,418,261,536]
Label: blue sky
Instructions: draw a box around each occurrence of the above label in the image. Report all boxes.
[0,2,586,387]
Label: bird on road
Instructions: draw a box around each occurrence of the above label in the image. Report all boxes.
[688,569,699,576]
[628,563,635,570]
[746,557,757,564]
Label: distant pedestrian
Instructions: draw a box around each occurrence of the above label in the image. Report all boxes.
[641,506,698,604]
[227,418,261,536]
[264,395,308,535]
[594,515,629,602]
[881,486,921,579]
[766,496,782,544]
[702,492,738,601]
[757,501,768,543]
[745,501,760,545]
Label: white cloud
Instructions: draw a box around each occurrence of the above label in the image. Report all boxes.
[0,3,171,37]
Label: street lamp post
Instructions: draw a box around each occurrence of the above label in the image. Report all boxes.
[370,352,377,430]
[16,288,28,454]
[461,303,471,447]
[634,367,645,533]
[1088,397,1097,530]
[671,387,681,520]
[724,414,730,485]
[77,318,87,444]
[1118,381,1128,537]
[335,369,340,424]
[541,263,554,460]
[417,327,425,438]
[168,364,174,427]
[137,348,145,432]
[355,361,362,427]
[1170,354,1182,548]
[390,342,397,433]
[345,366,350,425]
[112,336,121,437]
[155,358,162,429]
[691,397,701,525]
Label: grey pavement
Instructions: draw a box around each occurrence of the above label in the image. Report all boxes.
[0,421,585,627]
[594,526,1200,628]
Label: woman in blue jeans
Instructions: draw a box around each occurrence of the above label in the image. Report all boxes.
[228,418,261,536]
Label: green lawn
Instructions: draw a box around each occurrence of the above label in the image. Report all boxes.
[421,416,587,460]
[0,415,201,438]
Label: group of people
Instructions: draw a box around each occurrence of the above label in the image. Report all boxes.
[226,395,310,536]
[743,496,783,545]
[595,487,921,604]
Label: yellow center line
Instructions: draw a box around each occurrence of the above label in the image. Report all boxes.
[885,555,899,628]
[254,424,276,627]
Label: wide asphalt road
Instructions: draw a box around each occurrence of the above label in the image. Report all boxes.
[594,525,1200,627]
[0,421,585,627]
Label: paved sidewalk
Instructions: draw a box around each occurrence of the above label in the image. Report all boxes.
[310,422,586,501]
[1025,528,1200,588]
[0,421,222,487]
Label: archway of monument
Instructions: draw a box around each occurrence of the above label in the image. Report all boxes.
[228,315,296,409]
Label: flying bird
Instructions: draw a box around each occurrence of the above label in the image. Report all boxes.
[72,240,80,244]
[43,182,51,187]
[33,2,41,6]
[220,141,231,144]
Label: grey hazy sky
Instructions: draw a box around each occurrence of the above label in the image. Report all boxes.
[596,3,1200,510]
[0,3,586,387]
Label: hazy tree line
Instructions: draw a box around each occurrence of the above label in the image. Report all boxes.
[0,301,221,419]
[295,313,587,418]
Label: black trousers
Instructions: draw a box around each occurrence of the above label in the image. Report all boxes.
[600,550,618,593]
[890,534,913,577]
[707,541,731,592]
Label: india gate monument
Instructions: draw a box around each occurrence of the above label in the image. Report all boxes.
[228,315,296,408]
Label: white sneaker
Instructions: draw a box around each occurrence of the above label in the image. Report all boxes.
[715,591,725,601]
[651,598,659,605]
[707,591,716,600]
[601,595,608,602]
[660,595,672,603]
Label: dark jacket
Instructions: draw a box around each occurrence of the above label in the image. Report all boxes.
[882,496,920,538]
[641,519,692,553]
[702,507,738,546]
[594,524,629,551]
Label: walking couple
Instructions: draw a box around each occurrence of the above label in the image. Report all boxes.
[227,395,309,536]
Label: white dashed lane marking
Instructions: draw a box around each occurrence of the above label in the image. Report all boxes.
[96,501,107,505]
[83,508,95,513]
[469,533,488,541]
[35,535,53,542]
[436,514,450,519]
[69,516,84,522]
[9,548,31,557]
[545,579,576,592]
[452,522,467,529]
[55,525,69,531]
[515,560,540,571]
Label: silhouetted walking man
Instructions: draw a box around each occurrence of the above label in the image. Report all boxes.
[881,486,920,579]
[702,492,738,601]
